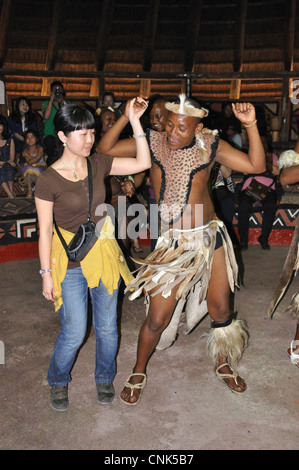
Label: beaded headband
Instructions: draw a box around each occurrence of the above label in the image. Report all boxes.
[165,94,208,118]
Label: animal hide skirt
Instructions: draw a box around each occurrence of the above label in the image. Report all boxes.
[125,216,239,350]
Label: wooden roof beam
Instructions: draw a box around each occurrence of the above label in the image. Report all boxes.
[0,0,12,69]
[284,0,296,71]
[45,0,62,71]
[142,0,160,72]
[230,0,247,100]
[233,0,247,73]
[184,0,202,73]
[94,0,115,72]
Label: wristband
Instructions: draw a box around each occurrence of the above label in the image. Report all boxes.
[127,176,135,183]
[244,119,257,128]
[133,133,146,139]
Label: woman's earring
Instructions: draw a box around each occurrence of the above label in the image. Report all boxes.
[63,143,66,146]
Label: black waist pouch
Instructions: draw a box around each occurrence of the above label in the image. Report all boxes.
[65,220,99,262]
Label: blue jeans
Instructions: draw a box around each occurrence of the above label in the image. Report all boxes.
[47,267,119,387]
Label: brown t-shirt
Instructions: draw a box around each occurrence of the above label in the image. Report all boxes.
[35,153,114,233]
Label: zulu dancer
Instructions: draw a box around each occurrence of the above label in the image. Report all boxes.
[97,95,265,404]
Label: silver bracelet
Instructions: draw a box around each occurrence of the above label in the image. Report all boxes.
[133,133,146,139]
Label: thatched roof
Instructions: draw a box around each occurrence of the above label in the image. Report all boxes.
[0,0,297,99]
[1,0,299,141]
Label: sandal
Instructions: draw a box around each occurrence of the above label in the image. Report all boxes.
[288,341,299,367]
[215,363,247,395]
[120,373,147,406]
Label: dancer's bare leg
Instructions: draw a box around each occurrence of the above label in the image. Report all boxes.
[120,284,180,404]
[121,245,246,404]
[207,245,246,393]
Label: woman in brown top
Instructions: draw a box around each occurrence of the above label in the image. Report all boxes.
[35,99,150,411]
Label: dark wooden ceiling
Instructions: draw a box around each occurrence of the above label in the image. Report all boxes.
[0,0,299,140]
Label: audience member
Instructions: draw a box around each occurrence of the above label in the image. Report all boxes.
[237,138,280,250]
[211,162,239,246]
[8,96,38,164]
[21,130,46,197]
[102,91,117,108]
[42,81,68,166]
[217,102,242,142]
[0,114,16,198]
[94,107,117,148]
[225,123,242,150]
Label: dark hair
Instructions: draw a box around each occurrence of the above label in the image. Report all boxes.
[221,101,232,112]
[50,80,64,91]
[54,104,95,136]
[100,106,116,119]
[0,114,10,139]
[24,129,40,144]
[148,94,168,113]
[11,96,36,125]
[103,91,116,103]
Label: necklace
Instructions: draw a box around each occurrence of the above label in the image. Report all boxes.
[61,159,85,179]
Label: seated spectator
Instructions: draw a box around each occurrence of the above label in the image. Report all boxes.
[237,138,280,250]
[217,101,242,142]
[225,123,242,150]
[0,114,16,198]
[21,130,46,197]
[8,96,38,164]
[211,162,239,246]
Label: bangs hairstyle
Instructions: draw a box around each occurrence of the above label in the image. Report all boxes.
[54,104,95,135]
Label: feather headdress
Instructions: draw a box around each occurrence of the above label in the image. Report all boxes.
[165,94,208,119]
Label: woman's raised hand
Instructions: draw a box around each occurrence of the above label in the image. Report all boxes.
[128,97,148,122]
